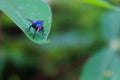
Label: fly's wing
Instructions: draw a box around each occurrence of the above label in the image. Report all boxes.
[26,18,34,24]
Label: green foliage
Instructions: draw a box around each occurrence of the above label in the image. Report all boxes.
[79,0,120,80]
[81,0,115,10]
[101,11,120,41]
[1,0,120,80]
[0,49,5,80]
[0,0,52,44]
[81,48,120,80]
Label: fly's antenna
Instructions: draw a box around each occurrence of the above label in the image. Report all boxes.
[26,18,34,24]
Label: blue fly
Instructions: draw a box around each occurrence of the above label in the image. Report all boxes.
[26,18,45,38]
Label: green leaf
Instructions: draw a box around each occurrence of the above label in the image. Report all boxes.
[101,11,120,41]
[80,48,120,80]
[81,0,115,10]
[0,0,52,44]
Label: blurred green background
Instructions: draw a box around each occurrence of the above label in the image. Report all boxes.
[0,0,119,80]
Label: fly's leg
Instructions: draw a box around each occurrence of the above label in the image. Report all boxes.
[28,25,32,31]
[41,27,45,38]
[33,29,37,39]
[25,25,32,32]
